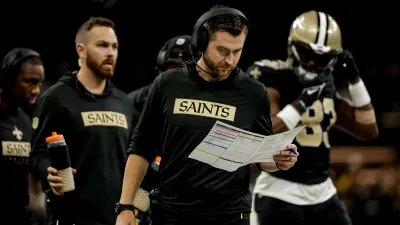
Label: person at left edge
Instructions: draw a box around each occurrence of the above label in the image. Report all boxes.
[0,48,45,225]
[30,17,134,225]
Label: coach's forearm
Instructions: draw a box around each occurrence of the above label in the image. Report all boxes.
[119,154,149,204]
[259,162,279,172]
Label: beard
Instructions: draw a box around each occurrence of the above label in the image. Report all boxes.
[86,52,115,79]
[203,54,232,78]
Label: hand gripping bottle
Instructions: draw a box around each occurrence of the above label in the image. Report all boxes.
[133,156,161,213]
[46,132,75,192]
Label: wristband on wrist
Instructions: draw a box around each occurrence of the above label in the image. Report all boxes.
[276,104,302,130]
[348,79,371,107]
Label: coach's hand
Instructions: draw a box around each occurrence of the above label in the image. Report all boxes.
[47,167,77,196]
[273,144,298,170]
[116,210,136,225]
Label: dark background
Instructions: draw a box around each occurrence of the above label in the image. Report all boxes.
[2,1,400,224]
[1,1,399,145]
[2,0,399,87]
[2,0,400,146]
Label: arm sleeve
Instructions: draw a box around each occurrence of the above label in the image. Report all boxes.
[29,94,63,187]
[127,75,163,162]
[251,88,273,136]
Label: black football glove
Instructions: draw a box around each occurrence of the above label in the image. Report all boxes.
[334,50,361,84]
[294,84,326,113]
[294,75,336,113]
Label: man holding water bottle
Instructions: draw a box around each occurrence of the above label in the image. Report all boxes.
[30,17,134,225]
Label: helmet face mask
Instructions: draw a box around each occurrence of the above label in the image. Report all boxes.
[287,10,343,85]
[290,41,338,83]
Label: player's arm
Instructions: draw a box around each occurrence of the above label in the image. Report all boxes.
[268,87,291,133]
[334,83,378,141]
[333,50,378,141]
[250,87,298,172]
[247,60,318,134]
[30,94,63,190]
[119,75,162,206]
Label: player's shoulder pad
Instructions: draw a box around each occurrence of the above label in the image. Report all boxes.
[247,59,291,80]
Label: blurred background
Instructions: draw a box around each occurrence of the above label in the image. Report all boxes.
[2,0,399,224]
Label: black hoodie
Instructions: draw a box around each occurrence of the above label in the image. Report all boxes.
[30,71,133,225]
[128,60,273,217]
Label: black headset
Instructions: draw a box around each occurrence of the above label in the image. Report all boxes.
[156,35,192,74]
[0,48,41,89]
[156,43,168,71]
[190,7,249,57]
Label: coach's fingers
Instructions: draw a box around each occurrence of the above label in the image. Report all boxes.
[278,150,298,157]
[47,167,57,174]
[287,144,297,152]
[47,173,62,183]
[274,155,298,163]
[275,157,297,170]
[48,178,64,196]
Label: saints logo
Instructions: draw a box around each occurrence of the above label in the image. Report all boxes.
[32,117,39,129]
[12,126,23,141]
[249,67,262,80]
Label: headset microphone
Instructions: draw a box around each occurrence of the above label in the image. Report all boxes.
[195,62,219,78]
[189,44,219,78]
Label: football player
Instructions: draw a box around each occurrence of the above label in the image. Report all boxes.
[247,10,378,225]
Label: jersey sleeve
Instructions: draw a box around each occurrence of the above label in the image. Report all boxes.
[127,76,163,162]
[246,59,288,93]
[30,93,64,190]
[251,87,274,136]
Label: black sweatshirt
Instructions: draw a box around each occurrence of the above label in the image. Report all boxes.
[0,107,32,224]
[128,60,273,216]
[30,72,133,225]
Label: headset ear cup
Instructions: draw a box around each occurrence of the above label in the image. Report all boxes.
[156,50,166,73]
[197,26,209,53]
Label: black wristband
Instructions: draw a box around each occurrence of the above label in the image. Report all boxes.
[115,203,134,215]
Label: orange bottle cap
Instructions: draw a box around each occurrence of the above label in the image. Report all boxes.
[154,156,161,163]
[46,132,65,143]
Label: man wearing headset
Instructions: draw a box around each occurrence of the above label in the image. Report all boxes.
[127,35,192,225]
[0,48,46,225]
[116,5,299,225]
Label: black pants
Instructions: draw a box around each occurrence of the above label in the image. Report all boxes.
[254,194,352,225]
[151,211,250,225]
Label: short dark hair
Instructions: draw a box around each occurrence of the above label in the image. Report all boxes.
[75,17,115,44]
[203,5,249,40]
